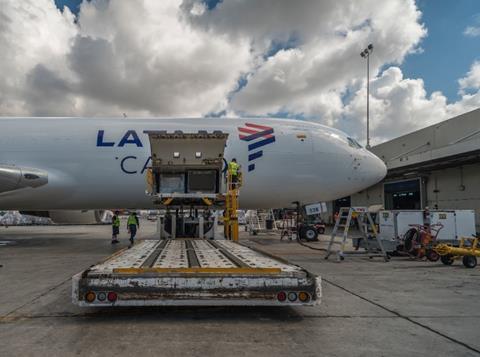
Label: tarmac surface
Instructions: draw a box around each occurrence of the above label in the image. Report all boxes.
[1,220,480,357]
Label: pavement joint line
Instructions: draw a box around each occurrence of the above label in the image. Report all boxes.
[3,275,72,318]
[323,278,480,355]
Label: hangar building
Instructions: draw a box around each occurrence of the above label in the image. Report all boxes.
[329,108,480,232]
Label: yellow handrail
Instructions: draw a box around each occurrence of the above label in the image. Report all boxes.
[225,170,241,242]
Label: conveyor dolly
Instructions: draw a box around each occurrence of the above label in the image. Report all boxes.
[73,129,322,306]
[72,239,322,306]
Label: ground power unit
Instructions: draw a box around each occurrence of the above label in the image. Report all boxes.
[377,210,476,252]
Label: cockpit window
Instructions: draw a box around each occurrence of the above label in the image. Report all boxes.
[327,131,363,149]
[347,137,362,149]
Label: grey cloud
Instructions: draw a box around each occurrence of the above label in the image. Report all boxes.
[24,64,75,116]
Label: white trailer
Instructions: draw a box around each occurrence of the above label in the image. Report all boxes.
[72,239,321,306]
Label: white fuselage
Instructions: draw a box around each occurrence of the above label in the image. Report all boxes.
[0,117,386,210]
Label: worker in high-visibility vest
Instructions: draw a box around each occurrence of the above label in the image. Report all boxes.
[127,212,140,246]
[111,210,121,244]
[228,158,240,188]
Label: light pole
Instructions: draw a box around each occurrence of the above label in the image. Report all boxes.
[360,43,373,149]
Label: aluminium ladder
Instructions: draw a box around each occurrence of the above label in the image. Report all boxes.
[325,207,388,262]
[247,209,277,235]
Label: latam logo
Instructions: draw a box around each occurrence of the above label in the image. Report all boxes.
[238,123,276,172]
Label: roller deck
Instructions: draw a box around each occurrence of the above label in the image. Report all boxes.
[72,239,321,306]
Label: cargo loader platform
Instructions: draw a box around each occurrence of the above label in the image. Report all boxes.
[72,239,321,306]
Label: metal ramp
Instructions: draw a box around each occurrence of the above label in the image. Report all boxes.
[325,207,389,262]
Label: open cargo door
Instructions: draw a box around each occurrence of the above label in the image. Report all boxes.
[144,130,228,208]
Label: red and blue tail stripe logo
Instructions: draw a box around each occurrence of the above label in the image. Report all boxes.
[238,123,275,172]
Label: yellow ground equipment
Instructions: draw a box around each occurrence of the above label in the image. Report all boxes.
[434,237,480,268]
[224,171,242,242]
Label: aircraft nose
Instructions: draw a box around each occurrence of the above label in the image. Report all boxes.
[366,152,387,185]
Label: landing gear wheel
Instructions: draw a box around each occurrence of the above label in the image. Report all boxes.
[440,254,454,265]
[462,255,477,269]
[426,249,440,262]
[300,226,318,241]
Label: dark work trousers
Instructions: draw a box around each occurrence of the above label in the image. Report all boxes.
[129,224,137,241]
[231,174,238,188]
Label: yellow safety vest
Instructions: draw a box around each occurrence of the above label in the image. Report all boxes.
[112,216,120,227]
[228,162,239,175]
[127,215,138,226]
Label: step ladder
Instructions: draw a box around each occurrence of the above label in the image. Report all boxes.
[247,209,277,235]
[280,214,297,240]
[325,207,388,262]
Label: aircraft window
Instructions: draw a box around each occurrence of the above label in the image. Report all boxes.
[347,137,362,149]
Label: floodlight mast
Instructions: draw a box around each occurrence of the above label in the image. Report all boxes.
[360,44,373,149]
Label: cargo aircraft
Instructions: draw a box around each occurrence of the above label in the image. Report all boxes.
[0,118,386,222]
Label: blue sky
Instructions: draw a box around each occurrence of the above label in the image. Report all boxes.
[54,0,480,104]
[401,0,480,101]
[54,0,82,15]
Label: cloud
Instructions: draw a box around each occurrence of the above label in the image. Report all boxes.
[0,0,479,145]
[464,26,480,37]
[342,67,449,144]
[0,0,77,115]
[342,64,480,144]
[459,61,480,94]
[0,0,252,117]
[184,0,427,120]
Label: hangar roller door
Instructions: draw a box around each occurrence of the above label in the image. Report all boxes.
[384,178,425,210]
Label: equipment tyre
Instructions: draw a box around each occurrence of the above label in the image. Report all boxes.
[440,254,454,265]
[426,249,440,262]
[300,226,318,241]
[462,255,477,269]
